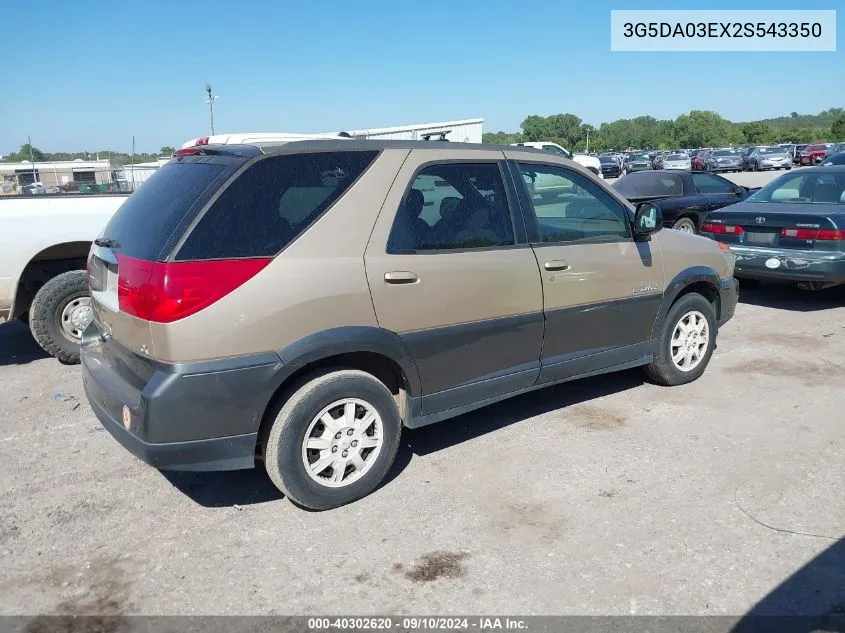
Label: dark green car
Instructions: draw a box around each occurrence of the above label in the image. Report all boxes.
[701,166,845,290]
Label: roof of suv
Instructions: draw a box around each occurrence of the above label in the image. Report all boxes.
[215,139,553,155]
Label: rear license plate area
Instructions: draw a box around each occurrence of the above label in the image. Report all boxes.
[746,232,777,246]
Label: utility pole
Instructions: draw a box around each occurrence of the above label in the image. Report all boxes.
[205,84,218,135]
[130,136,136,192]
[586,130,590,153]
[27,135,37,185]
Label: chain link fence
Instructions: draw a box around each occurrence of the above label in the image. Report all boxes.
[0,158,168,196]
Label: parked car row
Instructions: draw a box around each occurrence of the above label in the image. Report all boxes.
[611,163,845,293]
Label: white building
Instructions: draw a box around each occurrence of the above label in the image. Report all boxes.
[120,158,172,188]
[0,158,118,193]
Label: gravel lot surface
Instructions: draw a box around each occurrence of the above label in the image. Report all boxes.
[0,167,842,617]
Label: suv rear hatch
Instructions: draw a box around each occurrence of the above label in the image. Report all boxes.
[86,149,253,363]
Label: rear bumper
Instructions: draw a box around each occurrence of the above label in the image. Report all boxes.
[729,246,845,282]
[718,278,739,326]
[86,389,258,471]
[711,165,743,171]
[81,329,281,471]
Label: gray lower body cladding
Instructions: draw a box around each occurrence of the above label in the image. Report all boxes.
[718,278,739,325]
[81,331,281,471]
[82,284,734,472]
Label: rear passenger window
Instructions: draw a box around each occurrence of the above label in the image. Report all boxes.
[387,163,515,253]
[692,173,734,194]
[176,151,378,260]
[518,163,630,244]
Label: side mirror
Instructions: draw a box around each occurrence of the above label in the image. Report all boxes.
[633,202,662,241]
[733,185,746,195]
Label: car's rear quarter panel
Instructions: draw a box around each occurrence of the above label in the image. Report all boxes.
[148,148,411,363]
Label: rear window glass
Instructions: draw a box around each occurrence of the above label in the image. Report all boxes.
[612,172,683,197]
[101,162,225,259]
[176,151,378,260]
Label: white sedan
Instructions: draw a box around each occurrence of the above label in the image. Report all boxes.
[662,153,692,170]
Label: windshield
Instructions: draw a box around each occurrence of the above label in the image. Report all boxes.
[666,154,687,160]
[759,147,785,155]
[631,154,649,161]
[599,156,616,164]
[713,150,738,156]
[809,144,829,151]
[746,171,845,204]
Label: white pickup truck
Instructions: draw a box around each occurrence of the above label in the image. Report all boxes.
[1,132,353,363]
[0,194,128,362]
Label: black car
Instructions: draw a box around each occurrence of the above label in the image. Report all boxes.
[820,152,845,166]
[702,167,845,290]
[599,155,622,177]
[612,170,754,233]
[703,149,744,172]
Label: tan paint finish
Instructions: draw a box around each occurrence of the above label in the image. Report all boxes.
[149,149,410,363]
[364,148,543,333]
[532,241,664,309]
[654,228,734,281]
[100,143,731,364]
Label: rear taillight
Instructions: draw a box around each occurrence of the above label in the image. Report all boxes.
[702,222,745,235]
[195,136,209,146]
[117,255,272,323]
[780,227,845,240]
[174,147,201,156]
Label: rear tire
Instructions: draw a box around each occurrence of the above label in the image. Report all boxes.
[671,217,697,234]
[264,369,402,510]
[644,293,717,387]
[29,270,92,364]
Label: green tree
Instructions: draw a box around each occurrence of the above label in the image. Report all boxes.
[673,110,734,148]
[831,115,845,141]
[160,146,175,155]
[740,122,773,144]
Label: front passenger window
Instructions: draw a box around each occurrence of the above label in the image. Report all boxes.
[517,163,630,244]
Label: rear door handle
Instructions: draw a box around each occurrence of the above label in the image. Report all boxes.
[384,271,419,284]
[544,260,570,271]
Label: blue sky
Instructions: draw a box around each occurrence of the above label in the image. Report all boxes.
[1,0,842,153]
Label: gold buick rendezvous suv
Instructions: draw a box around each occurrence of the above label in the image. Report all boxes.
[82,140,738,510]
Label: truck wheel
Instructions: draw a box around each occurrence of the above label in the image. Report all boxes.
[29,270,92,364]
[671,217,697,234]
[264,369,403,510]
[644,293,717,387]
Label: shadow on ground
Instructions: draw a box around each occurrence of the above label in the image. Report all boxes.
[732,537,845,632]
[0,319,49,366]
[739,280,845,312]
[164,368,644,508]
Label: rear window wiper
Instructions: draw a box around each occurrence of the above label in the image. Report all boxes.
[94,237,120,249]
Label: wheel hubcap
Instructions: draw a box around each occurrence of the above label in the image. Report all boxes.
[675,221,695,233]
[301,398,384,488]
[670,310,709,372]
[60,296,93,341]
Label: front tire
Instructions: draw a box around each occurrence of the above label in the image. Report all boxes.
[29,270,92,364]
[264,369,402,510]
[644,293,717,387]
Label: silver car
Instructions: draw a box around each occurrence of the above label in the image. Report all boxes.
[746,146,792,171]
